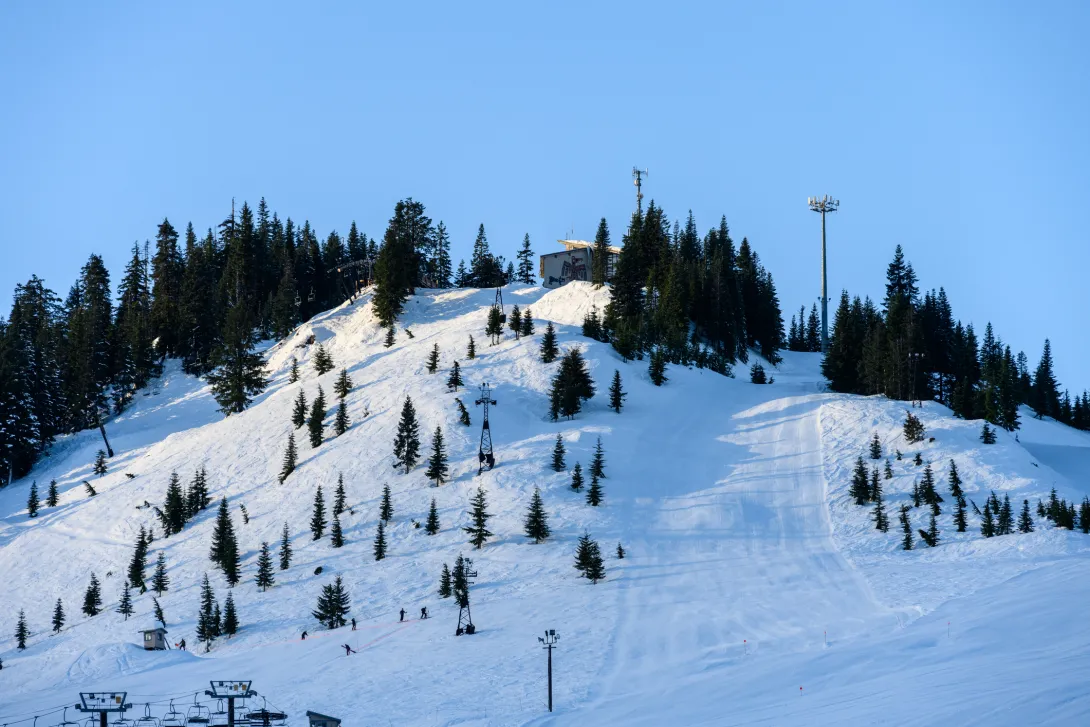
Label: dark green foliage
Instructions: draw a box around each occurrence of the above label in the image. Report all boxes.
[447,361,464,391]
[591,218,611,286]
[749,362,767,384]
[1018,500,1034,533]
[152,597,165,627]
[313,343,334,375]
[127,525,148,590]
[311,486,326,540]
[609,370,626,413]
[589,437,606,480]
[279,522,292,570]
[455,397,471,426]
[152,551,169,596]
[333,398,350,436]
[510,305,522,339]
[870,467,880,503]
[586,471,603,507]
[52,598,65,633]
[570,462,584,492]
[574,531,605,583]
[899,504,913,550]
[334,368,352,399]
[551,434,566,472]
[196,573,216,645]
[15,609,29,649]
[93,449,108,476]
[288,357,299,383]
[333,473,347,516]
[463,486,492,549]
[540,322,558,363]
[161,471,188,535]
[981,500,996,537]
[918,512,939,547]
[521,308,535,336]
[373,520,387,560]
[903,412,925,444]
[524,488,550,543]
[279,432,297,483]
[850,456,870,506]
[83,572,103,616]
[997,493,1014,535]
[392,396,421,473]
[452,555,471,608]
[425,498,440,535]
[516,233,536,284]
[980,422,997,444]
[187,467,211,515]
[439,563,452,597]
[582,306,603,341]
[26,481,39,517]
[913,452,923,466]
[292,389,307,428]
[948,460,967,532]
[872,477,889,532]
[919,465,943,516]
[84,481,97,497]
[207,304,268,416]
[331,513,344,548]
[46,479,59,507]
[222,592,238,636]
[313,576,351,629]
[256,541,274,591]
[648,348,669,386]
[380,483,393,523]
[485,305,504,346]
[426,343,440,373]
[549,348,595,420]
[308,385,326,447]
[466,335,476,359]
[616,543,625,559]
[384,326,396,348]
[117,581,134,619]
[209,497,241,585]
[884,460,893,479]
[425,426,449,486]
[869,433,882,459]
[1081,498,1090,535]
[373,200,434,326]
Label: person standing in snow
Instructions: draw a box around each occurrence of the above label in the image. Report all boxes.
[301,630,308,640]
[351,618,356,631]
[420,607,428,619]
[178,638,186,651]
[399,608,406,622]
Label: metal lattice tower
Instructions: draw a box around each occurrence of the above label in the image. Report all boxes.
[808,195,839,354]
[456,557,477,635]
[475,383,497,474]
[633,167,648,214]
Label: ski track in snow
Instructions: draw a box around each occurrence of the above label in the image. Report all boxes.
[2,282,1090,725]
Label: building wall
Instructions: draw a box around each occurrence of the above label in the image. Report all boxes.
[540,249,592,289]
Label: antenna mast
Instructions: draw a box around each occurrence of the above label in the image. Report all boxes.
[632,167,648,214]
[807,195,839,354]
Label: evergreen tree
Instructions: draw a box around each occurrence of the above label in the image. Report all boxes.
[187,466,211,514]
[899,504,913,550]
[331,513,344,548]
[279,432,297,483]
[279,522,292,570]
[913,452,923,466]
[196,573,216,646]
[981,500,996,537]
[206,304,268,416]
[850,456,870,505]
[152,597,165,627]
[222,592,238,636]
[516,233,536,284]
[591,218,611,286]
[589,437,606,480]
[912,481,921,507]
[948,460,967,532]
[649,348,669,386]
[162,471,187,535]
[84,481,97,497]
[15,609,29,649]
[425,498,440,535]
[521,308,535,336]
[998,493,1014,535]
[608,370,626,413]
[584,540,606,583]
[373,520,387,561]
[426,343,440,374]
[447,361,464,391]
[312,343,334,375]
[467,335,476,359]
[333,473,347,516]
[586,471,604,506]
[1030,338,1060,419]
[869,433,882,459]
[311,486,326,540]
[919,512,939,547]
[919,464,943,516]
[884,460,893,479]
[903,411,925,444]
[209,497,241,585]
[455,397,471,426]
[93,449,108,476]
[312,576,351,629]
[46,479,59,507]
[212,601,222,639]
[524,488,550,543]
[463,486,493,549]
[548,348,595,420]
[26,480,39,518]
[486,304,504,345]
[870,466,880,503]
[749,361,767,385]
[380,483,393,522]
[307,385,326,447]
[549,431,566,473]
[570,462,585,491]
[127,526,148,590]
[333,368,352,399]
[288,357,299,383]
[574,531,594,576]
[392,396,421,473]
[333,398,350,436]
[151,551,169,596]
[433,222,453,288]
[1081,498,1090,535]
[117,581,134,619]
[291,389,307,428]
[438,563,452,597]
[372,200,434,325]
[1018,499,1034,533]
[980,422,997,444]
[509,305,522,339]
[540,322,558,363]
[256,541,274,591]
[82,573,102,616]
[425,426,449,486]
[872,476,889,532]
[384,326,396,348]
[616,543,626,559]
[52,598,65,633]
[452,555,471,609]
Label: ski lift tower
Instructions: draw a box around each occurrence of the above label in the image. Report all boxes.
[77,692,132,727]
[205,681,255,727]
[455,557,478,636]
[475,383,497,474]
[808,195,839,354]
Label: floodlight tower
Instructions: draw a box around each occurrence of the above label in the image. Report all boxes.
[633,168,648,214]
[538,630,560,712]
[808,195,839,354]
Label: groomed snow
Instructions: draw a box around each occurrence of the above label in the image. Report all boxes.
[2,282,1089,725]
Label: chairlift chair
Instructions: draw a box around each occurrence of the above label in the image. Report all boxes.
[134,705,160,727]
[185,695,211,726]
[208,701,229,727]
[109,714,135,727]
[307,287,316,303]
[161,702,185,727]
[56,707,80,727]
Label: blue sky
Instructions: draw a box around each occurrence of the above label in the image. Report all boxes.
[1,2,1087,390]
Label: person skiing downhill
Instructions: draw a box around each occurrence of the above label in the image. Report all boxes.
[399,608,406,622]
[420,607,428,619]
[342,644,356,656]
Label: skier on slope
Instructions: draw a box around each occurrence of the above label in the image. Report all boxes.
[420,607,428,619]
[342,644,356,656]
[351,618,357,631]
[399,608,406,622]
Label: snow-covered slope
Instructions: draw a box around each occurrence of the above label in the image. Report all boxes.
[2,283,1089,726]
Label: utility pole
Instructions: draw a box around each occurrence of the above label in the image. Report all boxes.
[632,168,648,214]
[808,195,839,354]
[538,630,560,712]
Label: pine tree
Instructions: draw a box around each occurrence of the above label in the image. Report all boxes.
[333,473,347,516]
[521,308,535,336]
[161,471,187,535]
[331,513,344,548]
[884,460,893,479]
[586,471,603,507]
[649,348,669,386]
[447,361,464,391]
[455,397,471,426]
[187,467,210,514]
[981,500,996,537]
[998,493,1014,535]
[222,592,238,636]
[313,343,334,375]
[380,483,393,523]
[869,433,882,459]
[292,389,308,428]
[425,426,449,486]
[334,368,352,399]
[850,456,870,505]
[589,437,606,481]
[540,322,558,363]
[52,598,65,633]
[373,520,387,561]
[584,540,606,584]
[570,462,585,491]
[151,551,169,595]
[82,573,102,616]
[127,526,148,590]
[392,396,421,473]
[920,465,943,516]
[870,466,880,503]
[279,432,297,483]
[1018,499,1034,533]
[1081,498,1090,534]
[212,601,222,639]
[452,555,470,609]
[425,498,440,535]
[903,411,925,444]
[467,335,476,359]
[486,305,504,345]
[608,370,626,413]
[748,361,766,385]
[15,609,29,649]
[207,304,269,416]
[899,504,913,550]
[255,541,274,591]
[439,564,452,597]
[333,398,350,436]
[279,522,292,570]
[26,481,39,518]
[980,422,997,444]
[574,531,594,576]
[196,573,216,646]
[46,479,59,507]
[516,233,536,284]
[117,581,134,619]
[616,543,626,559]
[591,218,611,286]
[311,486,326,540]
[93,449,108,476]
[919,512,939,547]
[463,486,493,549]
[524,488,550,543]
[913,452,923,466]
[549,348,595,420]
[912,481,921,507]
[551,434,566,472]
[384,326,396,348]
[872,477,889,532]
[312,576,350,629]
[426,343,440,374]
[288,357,299,383]
[84,481,97,497]
[307,385,326,447]
[152,597,165,627]
[209,497,241,585]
